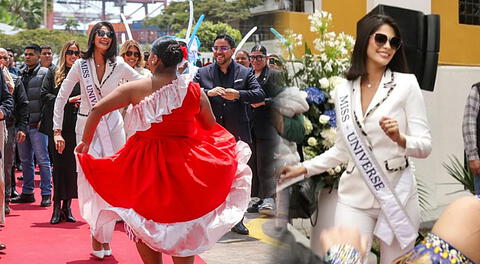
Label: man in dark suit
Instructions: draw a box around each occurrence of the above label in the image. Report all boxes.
[194,34,265,235]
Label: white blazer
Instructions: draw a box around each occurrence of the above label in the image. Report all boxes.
[303,70,432,209]
[53,58,143,156]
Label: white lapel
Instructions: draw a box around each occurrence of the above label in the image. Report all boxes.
[88,58,101,88]
[363,69,393,118]
[352,79,364,122]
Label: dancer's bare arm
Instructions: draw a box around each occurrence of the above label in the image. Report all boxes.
[77,79,150,151]
[196,91,216,130]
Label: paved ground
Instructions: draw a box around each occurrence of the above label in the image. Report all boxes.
[200,213,280,264]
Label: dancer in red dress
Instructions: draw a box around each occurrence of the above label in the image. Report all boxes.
[75,38,252,263]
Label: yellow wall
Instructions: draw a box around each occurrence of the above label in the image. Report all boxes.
[322,0,366,36]
[273,0,365,56]
[432,0,480,66]
[273,11,316,57]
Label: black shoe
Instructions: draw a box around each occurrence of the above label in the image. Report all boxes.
[4,203,10,215]
[10,189,19,198]
[50,201,65,224]
[40,195,52,207]
[16,176,23,180]
[231,221,249,235]
[0,243,6,250]
[62,199,76,223]
[247,199,263,213]
[11,193,35,203]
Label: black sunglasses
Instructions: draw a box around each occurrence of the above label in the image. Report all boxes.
[97,29,115,39]
[372,33,402,50]
[125,51,140,58]
[249,54,266,61]
[65,50,80,56]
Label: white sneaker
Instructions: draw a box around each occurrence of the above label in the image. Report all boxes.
[258,198,275,217]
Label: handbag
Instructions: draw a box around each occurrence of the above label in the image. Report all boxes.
[288,177,319,225]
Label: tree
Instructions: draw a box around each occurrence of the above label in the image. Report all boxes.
[0,0,53,29]
[146,0,264,34]
[176,21,242,52]
[64,17,80,32]
[0,29,88,61]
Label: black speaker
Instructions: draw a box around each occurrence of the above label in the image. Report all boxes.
[359,5,440,92]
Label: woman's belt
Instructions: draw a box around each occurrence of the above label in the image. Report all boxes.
[346,156,409,174]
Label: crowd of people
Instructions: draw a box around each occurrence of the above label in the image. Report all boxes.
[0,20,289,262]
[0,12,477,264]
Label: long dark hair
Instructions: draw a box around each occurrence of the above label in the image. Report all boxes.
[346,14,408,81]
[82,21,117,61]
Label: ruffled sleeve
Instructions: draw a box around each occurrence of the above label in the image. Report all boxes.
[124,74,193,132]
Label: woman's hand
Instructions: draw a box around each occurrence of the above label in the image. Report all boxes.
[379,116,406,148]
[279,165,307,184]
[75,141,90,154]
[320,227,369,259]
[53,134,66,154]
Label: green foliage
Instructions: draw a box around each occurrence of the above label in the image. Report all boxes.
[146,0,263,34]
[0,29,88,62]
[442,155,475,194]
[0,0,53,29]
[64,17,80,32]
[176,21,242,52]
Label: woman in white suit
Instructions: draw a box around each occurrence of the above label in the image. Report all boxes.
[52,22,142,259]
[282,15,431,263]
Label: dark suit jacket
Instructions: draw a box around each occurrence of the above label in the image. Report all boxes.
[252,67,285,139]
[39,67,80,137]
[6,73,29,132]
[194,61,265,144]
[0,70,13,120]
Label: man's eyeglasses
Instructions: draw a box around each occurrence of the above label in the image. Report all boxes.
[249,55,266,61]
[0,56,8,61]
[212,46,230,52]
[97,29,115,39]
[371,33,402,50]
[125,51,140,58]
[65,50,80,56]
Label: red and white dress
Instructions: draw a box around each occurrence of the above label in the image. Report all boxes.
[76,75,252,256]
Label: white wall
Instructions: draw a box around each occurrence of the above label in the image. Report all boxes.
[250,0,281,13]
[367,0,431,14]
[414,66,478,222]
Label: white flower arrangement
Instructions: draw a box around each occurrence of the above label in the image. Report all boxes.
[274,10,354,188]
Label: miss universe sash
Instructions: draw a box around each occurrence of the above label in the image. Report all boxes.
[336,81,416,249]
[79,59,114,156]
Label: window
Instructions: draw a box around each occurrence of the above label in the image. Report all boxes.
[460,0,480,25]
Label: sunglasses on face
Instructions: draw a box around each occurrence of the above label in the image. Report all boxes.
[125,51,140,58]
[66,50,80,56]
[97,29,115,39]
[211,46,230,52]
[249,54,266,61]
[0,56,8,61]
[371,33,402,50]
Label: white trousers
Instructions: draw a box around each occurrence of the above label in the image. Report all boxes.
[334,194,420,264]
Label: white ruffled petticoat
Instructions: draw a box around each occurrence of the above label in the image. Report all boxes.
[79,74,252,256]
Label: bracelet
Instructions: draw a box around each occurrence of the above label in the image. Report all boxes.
[53,129,62,136]
[324,244,361,264]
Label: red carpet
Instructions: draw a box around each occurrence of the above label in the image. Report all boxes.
[1,172,207,264]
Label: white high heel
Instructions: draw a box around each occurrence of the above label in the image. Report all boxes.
[103,249,112,257]
[91,249,105,259]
